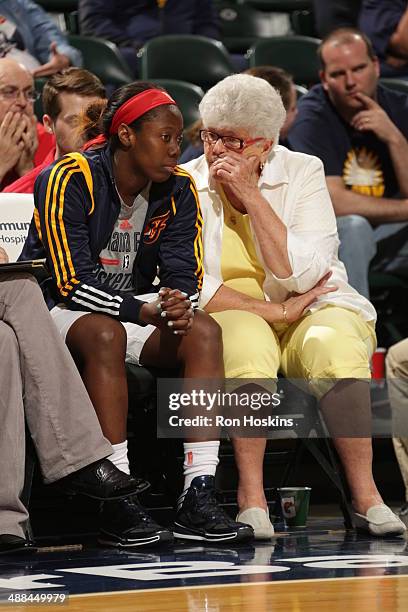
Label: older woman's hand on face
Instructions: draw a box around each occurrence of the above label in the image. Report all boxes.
[139,288,194,336]
[210,151,261,200]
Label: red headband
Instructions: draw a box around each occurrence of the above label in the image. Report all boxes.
[109,89,177,135]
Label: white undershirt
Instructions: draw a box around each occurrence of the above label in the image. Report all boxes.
[97,184,150,292]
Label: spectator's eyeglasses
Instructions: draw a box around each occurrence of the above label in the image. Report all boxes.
[0,87,40,102]
[200,129,264,151]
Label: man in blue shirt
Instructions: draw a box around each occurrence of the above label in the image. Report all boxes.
[313,0,362,37]
[287,27,408,298]
[0,0,81,76]
[359,0,408,78]
[79,0,219,77]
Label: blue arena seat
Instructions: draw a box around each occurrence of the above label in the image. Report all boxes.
[295,83,308,98]
[216,0,291,53]
[36,0,78,9]
[243,0,312,9]
[67,34,133,86]
[248,35,321,85]
[139,35,235,91]
[148,79,204,130]
[380,78,408,95]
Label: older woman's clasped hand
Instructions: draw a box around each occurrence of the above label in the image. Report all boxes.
[139,288,194,336]
[210,151,261,198]
[280,272,338,323]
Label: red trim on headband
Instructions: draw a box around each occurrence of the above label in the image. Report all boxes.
[82,134,107,151]
[109,89,177,135]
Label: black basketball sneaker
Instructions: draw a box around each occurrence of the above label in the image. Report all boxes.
[173,475,254,543]
[99,495,174,548]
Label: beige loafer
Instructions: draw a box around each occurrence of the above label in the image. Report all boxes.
[354,504,406,537]
[236,507,274,540]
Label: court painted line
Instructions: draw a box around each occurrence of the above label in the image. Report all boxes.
[66,572,408,599]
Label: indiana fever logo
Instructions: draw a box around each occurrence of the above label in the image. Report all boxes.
[343,146,385,197]
[144,211,171,244]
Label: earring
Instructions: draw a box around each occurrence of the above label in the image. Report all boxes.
[260,161,265,172]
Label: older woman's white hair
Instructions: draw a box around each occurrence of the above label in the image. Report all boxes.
[199,73,286,146]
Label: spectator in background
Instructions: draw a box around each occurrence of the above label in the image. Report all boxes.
[359,0,408,79]
[386,339,408,520]
[0,245,146,555]
[78,0,220,77]
[0,58,54,190]
[287,28,408,299]
[180,66,298,164]
[4,67,107,193]
[0,0,81,76]
[313,0,362,38]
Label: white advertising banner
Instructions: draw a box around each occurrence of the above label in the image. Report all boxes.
[0,193,35,262]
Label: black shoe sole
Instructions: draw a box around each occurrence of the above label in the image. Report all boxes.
[98,529,174,549]
[173,523,254,543]
[0,544,37,556]
[63,479,151,501]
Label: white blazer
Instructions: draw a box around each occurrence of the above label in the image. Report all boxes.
[181,145,376,322]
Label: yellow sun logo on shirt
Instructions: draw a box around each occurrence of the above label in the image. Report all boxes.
[343,147,385,197]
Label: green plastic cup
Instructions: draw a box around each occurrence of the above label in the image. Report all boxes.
[277,487,311,528]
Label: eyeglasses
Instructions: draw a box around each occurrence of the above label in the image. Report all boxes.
[200,129,264,151]
[0,87,40,103]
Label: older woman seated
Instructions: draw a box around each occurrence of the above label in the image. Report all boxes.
[181,73,405,539]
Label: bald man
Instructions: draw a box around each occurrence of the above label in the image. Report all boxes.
[287,27,408,299]
[0,58,54,190]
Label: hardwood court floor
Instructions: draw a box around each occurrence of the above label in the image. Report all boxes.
[19,575,408,612]
[2,517,408,611]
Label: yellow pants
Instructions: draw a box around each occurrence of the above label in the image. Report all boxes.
[211,306,376,399]
[386,339,408,501]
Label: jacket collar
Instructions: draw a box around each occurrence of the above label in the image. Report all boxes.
[98,143,182,202]
[191,145,289,192]
[99,144,116,184]
[260,146,289,188]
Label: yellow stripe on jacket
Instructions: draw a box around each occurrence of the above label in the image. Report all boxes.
[43,154,94,292]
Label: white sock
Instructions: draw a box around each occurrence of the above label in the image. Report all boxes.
[108,440,130,475]
[178,441,220,508]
